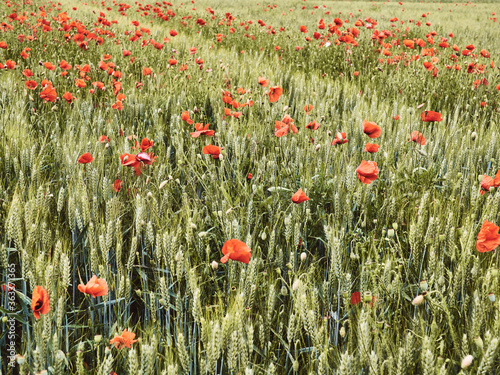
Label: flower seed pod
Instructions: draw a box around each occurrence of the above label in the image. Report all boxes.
[363,291,372,303]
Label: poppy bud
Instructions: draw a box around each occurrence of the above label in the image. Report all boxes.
[198,232,207,238]
[457,173,462,179]
[461,355,473,369]
[388,229,395,238]
[293,361,299,372]
[159,298,167,307]
[136,289,142,297]
[412,295,424,306]
[292,279,301,291]
[147,192,152,198]
[283,105,289,112]
[159,180,168,189]
[123,155,129,163]
[140,220,145,227]
[94,335,102,343]
[478,174,484,182]
[315,144,321,151]
[471,131,477,140]
[488,293,495,302]
[218,154,224,161]
[17,355,26,365]
[190,223,197,229]
[474,336,483,351]
[105,143,109,149]
[211,261,218,270]
[280,286,288,295]
[300,252,307,261]
[340,326,346,338]
[261,231,267,240]
[328,131,332,136]
[1,316,7,323]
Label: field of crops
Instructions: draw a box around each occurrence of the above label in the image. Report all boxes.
[1,0,500,373]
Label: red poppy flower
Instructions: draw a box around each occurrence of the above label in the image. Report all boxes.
[78,275,108,298]
[480,175,494,195]
[364,143,379,153]
[362,120,381,138]
[6,60,16,70]
[110,329,138,349]
[112,179,121,192]
[268,86,283,103]
[476,220,500,253]
[350,292,361,305]
[191,123,215,138]
[306,120,320,130]
[75,79,86,88]
[31,286,50,319]
[220,239,252,264]
[332,132,348,145]
[77,152,93,164]
[142,67,152,76]
[292,188,310,204]
[140,137,153,151]
[258,76,269,87]
[421,110,442,122]
[23,69,33,77]
[493,170,500,188]
[181,111,193,125]
[410,131,426,145]
[202,144,222,159]
[403,40,415,49]
[25,80,37,90]
[304,104,313,113]
[356,160,379,185]
[63,92,75,103]
[112,100,123,110]
[40,86,57,103]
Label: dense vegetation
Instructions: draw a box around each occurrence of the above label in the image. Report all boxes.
[1,0,500,373]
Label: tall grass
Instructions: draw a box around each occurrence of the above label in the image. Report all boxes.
[1,0,500,373]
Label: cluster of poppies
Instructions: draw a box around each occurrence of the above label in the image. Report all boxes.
[31,276,138,349]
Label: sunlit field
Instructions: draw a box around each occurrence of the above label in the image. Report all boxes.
[1,0,500,373]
